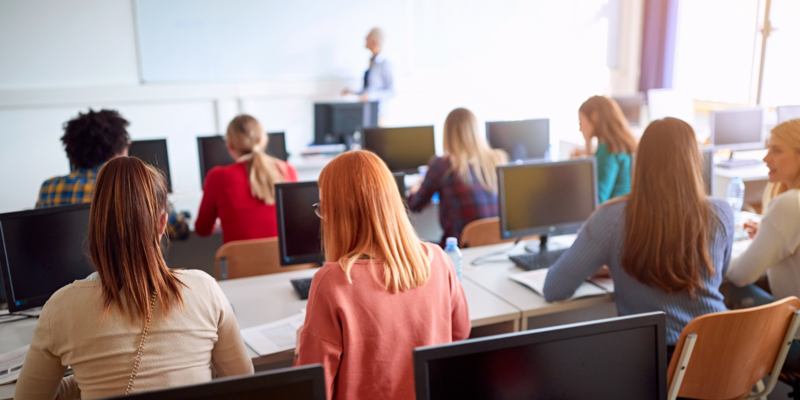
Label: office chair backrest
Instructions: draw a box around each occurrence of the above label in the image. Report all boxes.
[668,296,800,399]
[460,217,537,248]
[214,238,317,280]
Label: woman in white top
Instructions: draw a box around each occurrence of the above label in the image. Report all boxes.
[726,119,800,370]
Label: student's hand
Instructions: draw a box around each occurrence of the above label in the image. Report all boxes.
[342,88,354,96]
[570,147,589,159]
[359,93,370,102]
[744,220,759,239]
[294,324,304,356]
[592,266,611,279]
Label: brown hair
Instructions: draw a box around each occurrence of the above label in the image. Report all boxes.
[89,157,185,323]
[579,96,638,155]
[443,108,508,192]
[318,151,432,293]
[621,117,718,295]
[763,119,800,207]
[226,115,286,204]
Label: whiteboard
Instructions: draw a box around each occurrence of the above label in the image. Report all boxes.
[134,0,407,83]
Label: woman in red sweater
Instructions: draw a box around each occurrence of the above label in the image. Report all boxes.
[295,150,471,400]
[195,115,298,243]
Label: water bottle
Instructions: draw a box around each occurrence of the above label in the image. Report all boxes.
[444,237,463,281]
[726,177,745,222]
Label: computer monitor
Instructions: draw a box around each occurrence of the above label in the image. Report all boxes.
[275,182,324,266]
[486,119,550,161]
[128,139,172,192]
[363,126,436,174]
[710,108,764,151]
[701,147,714,196]
[314,102,379,146]
[498,159,597,249]
[0,204,95,312]
[413,312,667,400]
[613,95,643,127]
[393,172,406,196]
[778,105,800,124]
[105,365,326,400]
[197,133,288,184]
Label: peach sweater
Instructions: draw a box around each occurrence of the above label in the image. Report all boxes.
[14,270,253,400]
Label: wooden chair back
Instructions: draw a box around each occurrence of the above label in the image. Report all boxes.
[214,237,317,280]
[667,296,800,399]
[460,217,537,248]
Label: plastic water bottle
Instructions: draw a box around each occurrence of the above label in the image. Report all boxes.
[727,177,745,221]
[444,237,463,281]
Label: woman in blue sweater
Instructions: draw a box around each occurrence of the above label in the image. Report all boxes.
[574,96,638,204]
[545,117,734,350]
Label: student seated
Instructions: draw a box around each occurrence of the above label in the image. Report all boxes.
[294,150,471,400]
[408,108,508,246]
[544,117,733,350]
[36,108,188,239]
[726,119,800,370]
[16,157,253,400]
[572,95,638,204]
[196,115,298,243]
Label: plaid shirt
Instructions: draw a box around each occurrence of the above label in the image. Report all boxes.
[36,168,189,240]
[408,156,499,247]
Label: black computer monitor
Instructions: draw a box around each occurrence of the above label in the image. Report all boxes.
[128,139,173,193]
[0,204,95,312]
[701,147,714,196]
[710,108,764,151]
[363,126,436,174]
[778,105,800,124]
[613,95,644,127]
[486,119,550,162]
[105,365,326,400]
[197,133,288,184]
[498,159,597,249]
[393,172,406,196]
[314,102,379,146]
[276,182,324,266]
[413,312,668,400]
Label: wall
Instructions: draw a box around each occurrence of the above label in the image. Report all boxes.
[0,0,642,214]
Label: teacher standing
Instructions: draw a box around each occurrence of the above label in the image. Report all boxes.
[343,27,394,121]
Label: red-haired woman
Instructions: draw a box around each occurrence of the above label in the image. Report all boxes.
[294,150,471,400]
[16,157,253,400]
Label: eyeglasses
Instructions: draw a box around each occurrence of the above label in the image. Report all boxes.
[312,203,322,219]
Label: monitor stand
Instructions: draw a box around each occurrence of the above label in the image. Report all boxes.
[524,235,549,254]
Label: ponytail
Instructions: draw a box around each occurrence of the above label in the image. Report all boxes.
[226,115,287,205]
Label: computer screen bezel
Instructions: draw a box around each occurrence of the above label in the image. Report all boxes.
[709,107,765,151]
[0,203,93,313]
[497,158,598,240]
[485,118,551,162]
[275,181,325,266]
[362,125,436,174]
[104,364,326,400]
[777,105,800,124]
[128,139,173,193]
[413,312,668,400]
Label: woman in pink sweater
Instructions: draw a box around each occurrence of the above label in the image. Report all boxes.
[294,150,471,400]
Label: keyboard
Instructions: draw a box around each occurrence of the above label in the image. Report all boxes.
[290,278,313,300]
[716,159,765,169]
[509,248,569,271]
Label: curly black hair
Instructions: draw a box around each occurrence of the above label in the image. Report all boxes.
[61,109,131,170]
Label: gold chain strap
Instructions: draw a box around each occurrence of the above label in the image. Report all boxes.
[125,292,157,395]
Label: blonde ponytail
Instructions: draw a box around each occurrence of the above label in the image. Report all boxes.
[226,115,287,205]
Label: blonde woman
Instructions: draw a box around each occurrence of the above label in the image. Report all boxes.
[195,115,298,243]
[726,119,800,371]
[294,150,470,400]
[408,108,508,246]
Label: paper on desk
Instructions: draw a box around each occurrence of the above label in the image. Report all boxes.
[510,269,611,301]
[240,312,305,357]
[0,345,29,385]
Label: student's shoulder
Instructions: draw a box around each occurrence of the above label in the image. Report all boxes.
[206,163,245,182]
[708,197,734,222]
[593,198,627,220]
[40,174,67,189]
[768,189,800,214]
[173,269,216,286]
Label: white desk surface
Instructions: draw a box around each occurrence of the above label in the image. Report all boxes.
[714,164,769,181]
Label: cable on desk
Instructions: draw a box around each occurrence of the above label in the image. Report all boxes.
[469,238,522,266]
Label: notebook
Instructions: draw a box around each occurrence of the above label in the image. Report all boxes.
[510,268,614,301]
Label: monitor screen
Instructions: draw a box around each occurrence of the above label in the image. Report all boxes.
[197,133,288,185]
[414,313,667,400]
[710,108,764,150]
[778,105,800,124]
[266,132,289,162]
[0,204,95,312]
[393,172,406,196]
[106,365,326,400]
[128,139,172,192]
[701,147,714,196]
[363,126,436,174]
[275,182,324,266]
[613,96,643,126]
[498,159,597,240]
[486,119,550,161]
[314,102,378,145]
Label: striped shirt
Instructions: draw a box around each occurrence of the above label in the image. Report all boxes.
[544,198,734,344]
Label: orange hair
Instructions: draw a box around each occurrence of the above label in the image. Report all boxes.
[318,150,432,292]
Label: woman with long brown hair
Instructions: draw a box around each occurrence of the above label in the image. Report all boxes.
[16,157,253,400]
[573,95,638,203]
[196,114,298,243]
[408,107,508,246]
[294,150,470,400]
[544,117,733,347]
